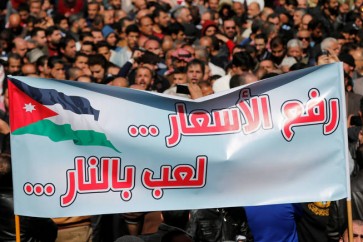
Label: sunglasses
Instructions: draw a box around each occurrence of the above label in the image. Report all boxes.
[298,37,310,41]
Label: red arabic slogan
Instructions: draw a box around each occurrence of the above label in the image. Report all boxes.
[58,156,207,207]
[281,88,340,141]
[166,88,339,147]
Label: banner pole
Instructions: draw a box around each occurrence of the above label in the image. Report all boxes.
[347,200,353,242]
[340,61,353,242]
[15,215,20,242]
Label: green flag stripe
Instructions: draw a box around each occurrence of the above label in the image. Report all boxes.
[12,119,120,152]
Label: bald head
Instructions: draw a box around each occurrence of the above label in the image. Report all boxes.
[12,37,28,57]
[9,13,21,28]
[21,63,37,76]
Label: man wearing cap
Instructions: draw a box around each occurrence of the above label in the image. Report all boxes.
[102,25,121,52]
[170,48,194,70]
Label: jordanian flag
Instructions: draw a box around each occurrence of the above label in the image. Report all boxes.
[8,78,119,152]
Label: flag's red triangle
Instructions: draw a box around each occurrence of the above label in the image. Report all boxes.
[8,80,59,132]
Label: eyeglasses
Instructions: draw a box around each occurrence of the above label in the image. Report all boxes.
[353,233,363,238]
[298,37,310,41]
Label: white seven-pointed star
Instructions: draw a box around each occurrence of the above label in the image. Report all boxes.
[23,103,36,113]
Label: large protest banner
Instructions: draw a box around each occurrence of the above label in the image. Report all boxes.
[9,63,349,218]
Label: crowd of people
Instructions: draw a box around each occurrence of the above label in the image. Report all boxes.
[1,0,363,241]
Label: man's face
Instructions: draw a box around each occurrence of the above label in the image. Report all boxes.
[145,40,162,56]
[301,14,312,30]
[98,46,111,60]
[30,1,41,16]
[92,31,104,44]
[126,32,139,49]
[208,0,219,11]
[139,17,153,36]
[350,48,363,73]
[254,38,266,55]
[132,0,147,10]
[223,20,237,40]
[90,64,105,83]
[330,41,341,56]
[104,10,115,25]
[81,44,94,55]
[200,38,212,53]
[293,11,304,27]
[109,0,121,9]
[187,64,203,84]
[248,2,260,19]
[14,40,28,57]
[327,0,339,16]
[233,2,244,17]
[8,58,21,74]
[271,44,285,58]
[176,31,186,42]
[173,73,187,85]
[297,30,311,49]
[135,68,153,89]
[201,12,212,25]
[156,11,170,28]
[342,222,363,242]
[48,30,62,45]
[19,10,29,22]
[50,63,66,80]
[297,0,307,8]
[74,56,89,70]
[63,40,77,59]
[260,60,275,72]
[88,3,99,20]
[287,46,303,59]
[312,27,323,40]
[59,19,69,30]
[179,8,192,24]
[33,31,47,47]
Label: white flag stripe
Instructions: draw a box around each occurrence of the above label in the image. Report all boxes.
[45,104,104,133]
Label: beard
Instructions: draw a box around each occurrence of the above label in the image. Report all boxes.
[329,7,339,16]
[271,55,285,66]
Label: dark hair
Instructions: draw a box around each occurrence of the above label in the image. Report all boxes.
[230,74,247,88]
[48,56,64,68]
[45,25,60,37]
[255,34,267,43]
[153,7,168,19]
[82,40,94,49]
[88,53,108,67]
[231,51,254,71]
[270,36,285,49]
[289,62,308,71]
[30,27,45,38]
[18,3,30,13]
[95,40,110,51]
[167,22,184,36]
[186,58,205,75]
[75,52,89,61]
[80,31,93,41]
[36,55,48,68]
[137,51,161,64]
[125,24,140,35]
[53,14,68,26]
[7,52,22,61]
[59,35,76,50]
